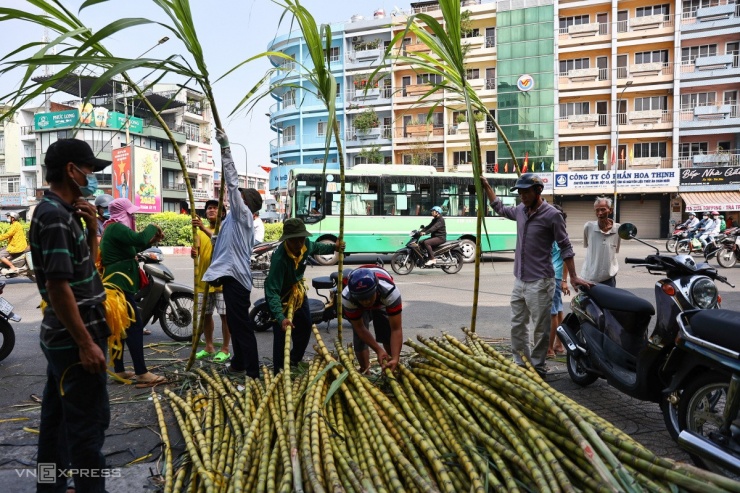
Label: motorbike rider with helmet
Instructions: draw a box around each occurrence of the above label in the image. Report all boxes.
[94,194,114,238]
[420,206,446,266]
[680,212,699,230]
[343,267,403,373]
[0,212,28,273]
[699,211,721,248]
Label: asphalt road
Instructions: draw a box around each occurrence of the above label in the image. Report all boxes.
[0,239,738,491]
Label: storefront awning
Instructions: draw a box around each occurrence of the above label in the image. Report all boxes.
[681,191,740,212]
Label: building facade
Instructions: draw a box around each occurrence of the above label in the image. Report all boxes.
[266,0,740,237]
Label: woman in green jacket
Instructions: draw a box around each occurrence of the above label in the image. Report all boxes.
[101,198,164,385]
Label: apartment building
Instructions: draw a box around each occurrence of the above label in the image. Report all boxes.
[266,0,739,237]
[0,104,24,216]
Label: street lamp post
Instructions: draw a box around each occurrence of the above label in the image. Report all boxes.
[230,142,249,174]
[613,80,633,221]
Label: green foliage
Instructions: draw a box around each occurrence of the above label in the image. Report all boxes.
[0,221,30,248]
[456,113,467,124]
[134,212,191,246]
[474,111,486,122]
[353,109,380,131]
[358,145,384,164]
[265,223,283,242]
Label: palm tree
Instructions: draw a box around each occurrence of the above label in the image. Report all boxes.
[369,0,520,332]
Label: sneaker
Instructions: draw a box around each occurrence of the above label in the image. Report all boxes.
[425,259,435,266]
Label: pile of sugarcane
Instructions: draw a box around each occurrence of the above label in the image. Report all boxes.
[152,326,740,493]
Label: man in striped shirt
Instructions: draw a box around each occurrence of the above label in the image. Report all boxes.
[30,139,111,493]
[342,267,403,372]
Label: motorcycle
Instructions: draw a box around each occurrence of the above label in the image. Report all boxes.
[249,268,354,332]
[390,228,464,275]
[556,223,734,440]
[669,308,740,477]
[716,229,740,269]
[666,224,688,253]
[0,250,35,282]
[134,247,195,342]
[251,240,281,272]
[0,281,20,362]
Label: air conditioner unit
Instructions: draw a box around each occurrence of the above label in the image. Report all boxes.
[352,36,360,42]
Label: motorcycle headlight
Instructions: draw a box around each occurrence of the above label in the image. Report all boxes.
[690,278,718,309]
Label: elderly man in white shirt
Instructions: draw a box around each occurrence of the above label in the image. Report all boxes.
[581,197,621,287]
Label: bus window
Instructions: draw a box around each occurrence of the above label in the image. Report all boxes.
[436,182,476,217]
[325,177,379,215]
[381,179,432,216]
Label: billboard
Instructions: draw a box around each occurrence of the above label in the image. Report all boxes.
[133,147,162,213]
[33,106,143,133]
[111,147,132,201]
[680,166,740,187]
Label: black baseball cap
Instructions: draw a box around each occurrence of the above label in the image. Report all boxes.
[205,199,219,209]
[45,139,111,171]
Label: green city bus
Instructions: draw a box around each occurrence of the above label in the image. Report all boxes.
[287,165,519,265]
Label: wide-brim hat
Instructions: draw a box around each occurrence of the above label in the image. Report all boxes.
[279,218,312,241]
[45,139,111,171]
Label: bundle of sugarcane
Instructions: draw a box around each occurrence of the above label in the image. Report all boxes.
[153,326,740,493]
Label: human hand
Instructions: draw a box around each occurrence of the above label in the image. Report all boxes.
[192,216,204,230]
[215,129,230,149]
[382,356,399,372]
[376,348,390,368]
[79,342,107,373]
[335,240,346,253]
[281,318,294,332]
[570,276,593,291]
[74,198,97,228]
[561,280,570,296]
[190,247,197,259]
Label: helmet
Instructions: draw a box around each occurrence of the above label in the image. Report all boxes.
[94,194,114,208]
[510,173,544,193]
[688,212,696,217]
[5,212,18,221]
[711,210,719,216]
[431,206,443,215]
[347,268,378,302]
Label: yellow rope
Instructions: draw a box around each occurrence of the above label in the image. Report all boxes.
[283,277,308,322]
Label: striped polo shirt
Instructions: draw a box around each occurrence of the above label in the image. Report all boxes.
[341,267,402,320]
[30,191,109,347]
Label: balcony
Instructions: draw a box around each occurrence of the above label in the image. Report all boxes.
[558,22,609,47]
[691,152,739,166]
[187,161,199,169]
[682,1,740,26]
[559,68,609,90]
[461,35,485,50]
[567,67,599,82]
[344,125,392,146]
[629,62,663,77]
[185,104,203,116]
[568,22,601,38]
[567,160,597,171]
[403,84,434,97]
[616,14,675,37]
[404,42,430,54]
[567,114,599,127]
[22,157,36,167]
[628,109,663,124]
[619,62,673,82]
[20,126,34,136]
[694,104,734,120]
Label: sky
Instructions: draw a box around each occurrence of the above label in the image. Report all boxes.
[0,0,398,174]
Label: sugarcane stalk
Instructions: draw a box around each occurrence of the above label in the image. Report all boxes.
[152,391,174,493]
[282,325,305,493]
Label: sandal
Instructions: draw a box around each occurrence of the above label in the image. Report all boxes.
[196,349,214,360]
[134,372,167,388]
[114,371,135,379]
[213,351,231,363]
[143,329,152,335]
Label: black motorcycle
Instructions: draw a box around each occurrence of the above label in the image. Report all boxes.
[716,229,740,269]
[390,228,464,275]
[556,223,734,440]
[0,281,19,362]
[670,308,740,477]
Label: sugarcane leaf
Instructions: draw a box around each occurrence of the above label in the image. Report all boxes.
[300,361,338,400]
[75,18,155,55]
[324,370,348,408]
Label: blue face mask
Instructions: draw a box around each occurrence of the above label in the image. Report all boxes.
[73,165,98,197]
[102,210,110,219]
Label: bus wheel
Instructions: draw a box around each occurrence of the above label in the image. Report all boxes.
[459,239,477,263]
[313,240,339,266]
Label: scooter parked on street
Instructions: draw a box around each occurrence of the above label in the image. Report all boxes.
[135,247,194,342]
[715,229,740,269]
[251,240,281,272]
[390,228,464,275]
[0,250,35,282]
[0,281,20,362]
[556,223,734,440]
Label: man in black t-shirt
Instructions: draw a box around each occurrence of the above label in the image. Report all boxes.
[30,139,111,493]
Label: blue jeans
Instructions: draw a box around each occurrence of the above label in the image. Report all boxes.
[38,340,110,493]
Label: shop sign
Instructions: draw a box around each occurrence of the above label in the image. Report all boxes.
[680,166,740,186]
[553,169,679,191]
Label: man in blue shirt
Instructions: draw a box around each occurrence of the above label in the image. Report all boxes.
[202,130,263,379]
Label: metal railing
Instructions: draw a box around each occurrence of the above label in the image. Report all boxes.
[185,104,203,115]
[484,35,495,48]
[681,0,740,22]
[20,126,34,135]
[344,125,392,141]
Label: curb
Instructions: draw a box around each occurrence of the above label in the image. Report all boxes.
[159,246,192,256]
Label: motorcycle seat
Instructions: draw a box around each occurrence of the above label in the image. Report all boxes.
[329,268,353,285]
[687,309,740,353]
[588,284,655,315]
[312,276,334,290]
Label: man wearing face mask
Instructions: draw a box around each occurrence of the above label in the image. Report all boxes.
[94,193,114,239]
[29,139,111,493]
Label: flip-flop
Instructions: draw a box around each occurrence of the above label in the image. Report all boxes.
[134,373,167,388]
[196,349,214,360]
[143,329,152,335]
[213,351,231,363]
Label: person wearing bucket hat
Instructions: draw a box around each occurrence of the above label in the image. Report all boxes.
[29,139,111,492]
[265,218,345,373]
[480,174,591,377]
[202,130,264,379]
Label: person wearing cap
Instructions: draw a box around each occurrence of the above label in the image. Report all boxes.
[481,173,590,377]
[94,193,114,238]
[192,199,231,363]
[581,196,621,287]
[202,130,264,379]
[29,138,111,492]
[342,266,403,373]
[264,218,345,373]
[0,211,28,273]
[420,206,446,266]
[100,198,165,385]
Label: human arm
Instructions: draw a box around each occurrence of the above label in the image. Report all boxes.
[349,316,388,363]
[564,257,592,291]
[75,198,99,269]
[46,279,107,373]
[424,217,442,235]
[480,177,516,219]
[309,239,346,256]
[192,216,213,238]
[384,313,403,371]
[0,222,17,242]
[217,130,253,225]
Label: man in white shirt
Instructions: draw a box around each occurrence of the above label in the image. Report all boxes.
[253,211,265,244]
[581,197,621,287]
[699,211,721,248]
[681,212,699,230]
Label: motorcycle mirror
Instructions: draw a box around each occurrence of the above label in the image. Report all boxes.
[618,223,637,240]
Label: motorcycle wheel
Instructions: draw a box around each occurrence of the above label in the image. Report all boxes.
[27,272,36,283]
[159,292,194,342]
[390,251,414,275]
[441,251,464,274]
[678,371,737,476]
[249,303,273,332]
[313,239,339,266]
[676,240,691,255]
[717,247,738,269]
[566,330,597,386]
[666,237,678,253]
[0,320,14,362]
[660,393,681,441]
[459,239,477,263]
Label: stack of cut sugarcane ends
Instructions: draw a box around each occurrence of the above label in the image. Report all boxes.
[153,327,740,493]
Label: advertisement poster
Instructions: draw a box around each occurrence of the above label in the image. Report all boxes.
[111,147,132,201]
[133,147,162,213]
[680,166,740,187]
[33,107,144,132]
[553,169,679,193]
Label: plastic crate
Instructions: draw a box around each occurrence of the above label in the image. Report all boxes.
[253,271,267,289]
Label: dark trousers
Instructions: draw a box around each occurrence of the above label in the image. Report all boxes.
[113,291,147,375]
[273,296,312,374]
[423,237,445,259]
[222,277,260,378]
[38,341,110,493]
[599,276,616,288]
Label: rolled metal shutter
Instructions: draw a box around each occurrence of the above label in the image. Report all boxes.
[561,202,596,239]
[619,200,661,238]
